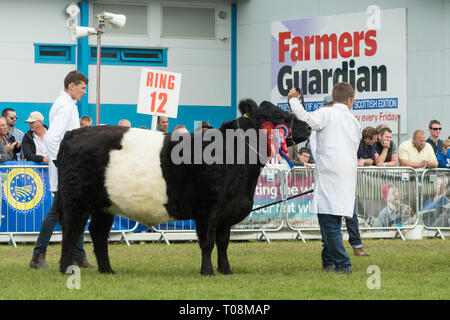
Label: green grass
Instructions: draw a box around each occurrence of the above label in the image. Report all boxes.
[0,239,449,300]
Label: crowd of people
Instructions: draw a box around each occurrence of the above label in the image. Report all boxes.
[286,95,449,231]
[287,96,449,170]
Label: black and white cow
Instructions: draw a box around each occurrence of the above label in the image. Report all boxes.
[57,99,311,275]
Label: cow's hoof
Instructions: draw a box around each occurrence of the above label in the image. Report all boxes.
[200,270,215,277]
[99,268,115,274]
[218,267,233,275]
[60,264,72,275]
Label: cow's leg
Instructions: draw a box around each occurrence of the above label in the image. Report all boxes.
[195,217,217,276]
[216,225,233,275]
[60,208,89,274]
[89,212,115,274]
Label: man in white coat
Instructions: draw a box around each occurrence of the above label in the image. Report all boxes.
[30,70,94,269]
[288,83,361,273]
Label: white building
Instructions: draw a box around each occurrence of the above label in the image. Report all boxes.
[0,0,448,141]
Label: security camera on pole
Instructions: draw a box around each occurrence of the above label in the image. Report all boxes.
[66,3,126,126]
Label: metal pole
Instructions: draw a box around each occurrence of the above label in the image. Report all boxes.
[151,115,158,131]
[397,114,401,150]
[96,18,105,126]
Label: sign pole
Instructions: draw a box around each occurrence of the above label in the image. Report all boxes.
[96,17,105,126]
[151,115,158,131]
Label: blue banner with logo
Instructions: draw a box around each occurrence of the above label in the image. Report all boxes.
[0,162,138,233]
[0,162,52,232]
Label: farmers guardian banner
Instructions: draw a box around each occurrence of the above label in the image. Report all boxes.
[271,8,407,133]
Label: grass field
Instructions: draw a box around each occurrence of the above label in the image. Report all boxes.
[0,239,449,300]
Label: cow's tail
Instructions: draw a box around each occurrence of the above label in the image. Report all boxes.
[56,130,76,168]
[55,129,78,223]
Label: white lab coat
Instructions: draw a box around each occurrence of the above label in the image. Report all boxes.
[289,98,361,218]
[44,90,80,192]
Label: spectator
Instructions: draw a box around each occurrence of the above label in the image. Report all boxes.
[374,127,399,167]
[173,125,188,133]
[118,119,131,127]
[436,139,450,168]
[426,120,443,155]
[357,126,378,166]
[374,184,416,228]
[422,175,449,228]
[291,147,314,168]
[30,70,94,270]
[157,116,169,133]
[80,115,93,128]
[399,130,438,169]
[0,116,21,161]
[195,120,213,132]
[22,111,49,164]
[0,130,8,163]
[2,108,25,160]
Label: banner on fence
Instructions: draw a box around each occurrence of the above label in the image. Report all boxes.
[0,162,52,232]
[0,163,137,233]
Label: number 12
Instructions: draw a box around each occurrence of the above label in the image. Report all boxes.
[150,91,167,113]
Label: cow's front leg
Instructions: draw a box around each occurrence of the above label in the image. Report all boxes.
[195,217,217,276]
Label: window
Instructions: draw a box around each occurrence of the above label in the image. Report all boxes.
[34,44,76,64]
[161,6,216,39]
[89,47,166,66]
[92,2,147,36]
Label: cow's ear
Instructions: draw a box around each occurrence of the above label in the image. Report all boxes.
[259,100,276,111]
[238,99,258,117]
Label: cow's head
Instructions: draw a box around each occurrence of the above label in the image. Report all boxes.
[238,99,311,147]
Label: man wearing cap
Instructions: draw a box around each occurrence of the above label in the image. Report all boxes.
[22,111,49,164]
[195,120,213,132]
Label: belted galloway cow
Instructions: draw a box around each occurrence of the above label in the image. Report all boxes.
[56,99,311,275]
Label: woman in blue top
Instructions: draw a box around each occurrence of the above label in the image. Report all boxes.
[436,139,450,168]
[423,175,449,228]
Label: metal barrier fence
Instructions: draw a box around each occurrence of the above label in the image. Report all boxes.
[0,163,138,247]
[1,163,448,245]
[151,167,290,243]
[285,167,421,241]
[354,167,419,240]
[420,169,450,239]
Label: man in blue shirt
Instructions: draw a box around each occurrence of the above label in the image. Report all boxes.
[357,126,378,166]
[427,120,443,155]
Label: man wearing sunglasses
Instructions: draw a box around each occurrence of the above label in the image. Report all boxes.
[1,108,24,160]
[427,120,443,155]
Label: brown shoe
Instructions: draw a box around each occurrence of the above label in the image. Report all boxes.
[353,247,370,256]
[73,258,96,268]
[29,253,52,269]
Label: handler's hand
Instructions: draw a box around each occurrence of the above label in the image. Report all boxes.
[288,88,299,100]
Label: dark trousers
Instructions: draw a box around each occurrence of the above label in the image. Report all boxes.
[345,203,362,249]
[318,213,352,272]
[33,192,86,259]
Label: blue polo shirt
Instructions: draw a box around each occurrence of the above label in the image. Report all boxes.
[357,139,376,161]
[426,137,443,155]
